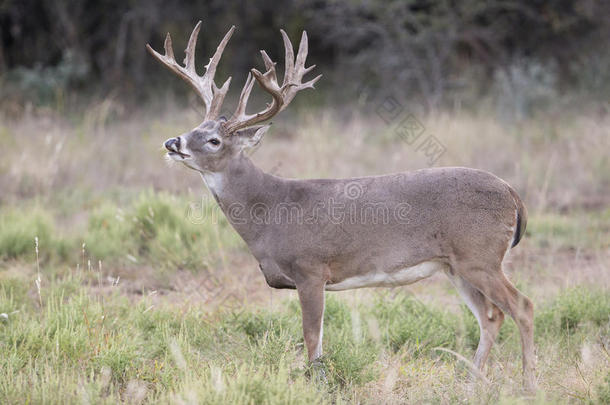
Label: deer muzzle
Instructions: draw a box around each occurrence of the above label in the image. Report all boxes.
[164,137,180,151]
[164,137,190,159]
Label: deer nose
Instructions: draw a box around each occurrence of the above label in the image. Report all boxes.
[164,137,180,151]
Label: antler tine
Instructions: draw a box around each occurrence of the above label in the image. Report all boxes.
[259,50,278,84]
[183,21,202,73]
[163,33,175,60]
[205,25,235,87]
[224,29,321,133]
[146,21,234,121]
[233,72,256,119]
[202,25,235,120]
[280,30,294,86]
[294,31,308,73]
[208,76,232,120]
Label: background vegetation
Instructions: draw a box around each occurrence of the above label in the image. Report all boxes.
[2,0,610,114]
[0,0,609,403]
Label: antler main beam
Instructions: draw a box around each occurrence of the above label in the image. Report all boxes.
[223,30,322,133]
[146,21,235,121]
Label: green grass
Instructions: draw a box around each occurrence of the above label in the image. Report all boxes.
[0,274,329,403]
[1,269,608,403]
[0,193,609,403]
[598,372,610,405]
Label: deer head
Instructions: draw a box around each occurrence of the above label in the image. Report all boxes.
[146,21,321,174]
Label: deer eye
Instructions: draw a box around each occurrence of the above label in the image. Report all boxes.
[208,138,220,146]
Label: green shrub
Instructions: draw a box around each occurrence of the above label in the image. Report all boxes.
[323,294,352,330]
[84,204,133,260]
[322,296,378,386]
[0,209,53,261]
[373,293,459,356]
[0,191,240,270]
[325,330,377,386]
[232,310,295,343]
[0,207,73,264]
[0,275,29,313]
[536,287,610,337]
[130,192,230,269]
[597,372,610,405]
[84,190,240,271]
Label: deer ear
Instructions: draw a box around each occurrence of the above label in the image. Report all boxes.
[235,124,270,148]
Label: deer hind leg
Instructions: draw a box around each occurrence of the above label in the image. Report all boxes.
[446,271,504,371]
[457,266,536,392]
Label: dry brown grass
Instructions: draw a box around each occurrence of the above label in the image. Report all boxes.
[1,102,608,208]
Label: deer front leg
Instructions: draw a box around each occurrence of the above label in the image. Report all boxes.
[296,278,326,362]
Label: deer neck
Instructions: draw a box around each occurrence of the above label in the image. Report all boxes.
[200,153,269,200]
[200,153,281,242]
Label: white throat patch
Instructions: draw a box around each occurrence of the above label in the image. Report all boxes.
[201,172,225,196]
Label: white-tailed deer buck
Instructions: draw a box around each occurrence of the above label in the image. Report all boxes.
[147,21,536,391]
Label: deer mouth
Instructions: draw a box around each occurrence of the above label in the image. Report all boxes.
[168,150,191,159]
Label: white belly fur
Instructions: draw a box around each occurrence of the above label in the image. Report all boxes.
[325,261,447,291]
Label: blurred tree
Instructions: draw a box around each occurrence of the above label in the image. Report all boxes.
[0,0,608,111]
[303,0,609,111]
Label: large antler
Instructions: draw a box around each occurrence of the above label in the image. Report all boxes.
[146,21,235,121]
[223,30,322,133]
